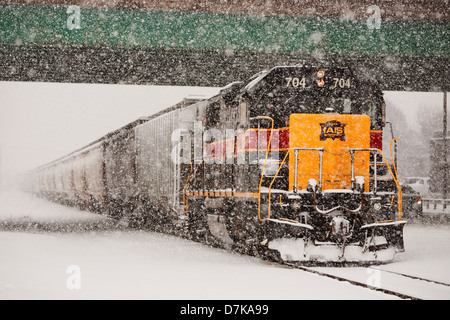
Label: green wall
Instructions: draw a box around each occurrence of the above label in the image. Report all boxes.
[1,4,449,58]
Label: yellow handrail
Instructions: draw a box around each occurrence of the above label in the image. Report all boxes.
[182,163,193,213]
[377,143,402,220]
[257,116,274,221]
[183,162,200,214]
[263,145,402,221]
[266,149,292,220]
[389,138,402,219]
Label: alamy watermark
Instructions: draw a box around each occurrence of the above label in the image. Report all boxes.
[367,5,382,30]
[66,265,81,290]
[66,6,81,30]
[366,266,381,289]
[171,121,280,166]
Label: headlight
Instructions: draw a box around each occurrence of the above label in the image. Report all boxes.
[307,179,318,192]
[373,202,382,211]
[292,202,301,210]
[355,176,365,191]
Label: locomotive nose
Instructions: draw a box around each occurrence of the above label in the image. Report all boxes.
[288,113,371,193]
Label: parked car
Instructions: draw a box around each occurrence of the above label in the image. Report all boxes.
[401,185,423,219]
[403,177,430,196]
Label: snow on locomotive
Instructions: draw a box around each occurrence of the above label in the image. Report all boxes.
[28,63,406,264]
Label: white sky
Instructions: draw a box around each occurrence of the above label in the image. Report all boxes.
[0,82,220,179]
[384,91,446,129]
[0,81,447,179]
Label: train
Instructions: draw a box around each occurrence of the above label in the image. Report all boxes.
[27,62,406,264]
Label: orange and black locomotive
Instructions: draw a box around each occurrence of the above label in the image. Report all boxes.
[28,63,406,263]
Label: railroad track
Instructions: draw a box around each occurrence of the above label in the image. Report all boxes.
[280,262,450,300]
[224,239,450,300]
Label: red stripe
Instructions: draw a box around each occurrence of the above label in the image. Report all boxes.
[206,128,290,158]
[370,131,383,150]
[236,129,289,152]
[206,129,381,158]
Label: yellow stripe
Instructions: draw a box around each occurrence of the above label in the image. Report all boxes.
[279,217,298,223]
[234,192,260,198]
[185,191,260,199]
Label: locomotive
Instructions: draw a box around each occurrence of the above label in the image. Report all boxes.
[28,62,406,263]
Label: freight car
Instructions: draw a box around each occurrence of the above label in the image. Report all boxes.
[28,62,406,263]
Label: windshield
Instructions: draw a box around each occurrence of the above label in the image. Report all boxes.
[255,90,353,114]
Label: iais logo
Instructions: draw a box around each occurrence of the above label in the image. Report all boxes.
[319,120,347,141]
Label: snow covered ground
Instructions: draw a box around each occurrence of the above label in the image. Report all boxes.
[309,223,450,300]
[0,189,449,300]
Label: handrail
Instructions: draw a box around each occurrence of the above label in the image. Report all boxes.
[265,149,291,220]
[256,116,274,221]
[183,161,201,214]
[182,163,193,213]
[388,137,403,219]
[264,147,324,221]
[377,148,402,220]
[350,145,403,220]
[349,148,378,193]
[263,145,402,220]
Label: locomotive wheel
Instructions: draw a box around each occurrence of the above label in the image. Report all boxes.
[187,199,209,242]
[226,201,261,246]
[107,199,124,220]
[129,199,149,229]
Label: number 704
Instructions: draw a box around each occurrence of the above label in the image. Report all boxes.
[285,77,350,88]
